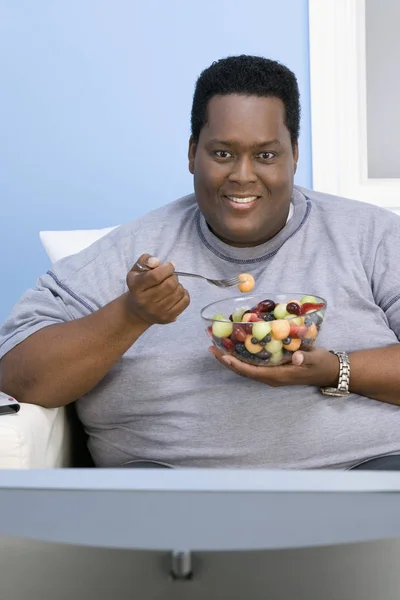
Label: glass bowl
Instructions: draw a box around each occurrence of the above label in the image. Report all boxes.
[201,293,327,367]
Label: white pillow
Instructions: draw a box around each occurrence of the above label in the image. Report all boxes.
[39,226,119,264]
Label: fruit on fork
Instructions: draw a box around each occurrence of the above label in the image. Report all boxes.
[237,273,255,293]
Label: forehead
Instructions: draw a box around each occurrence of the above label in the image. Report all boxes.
[200,94,289,145]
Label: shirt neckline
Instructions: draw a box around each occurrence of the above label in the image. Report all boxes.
[195,186,311,265]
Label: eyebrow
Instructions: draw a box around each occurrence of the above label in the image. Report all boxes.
[207,138,284,149]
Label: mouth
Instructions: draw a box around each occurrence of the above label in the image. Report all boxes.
[223,195,260,210]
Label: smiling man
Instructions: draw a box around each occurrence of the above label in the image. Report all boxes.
[190,94,298,247]
[1,55,400,470]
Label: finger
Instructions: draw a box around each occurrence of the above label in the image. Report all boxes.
[167,289,190,320]
[209,346,266,381]
[153,275,181,300]
[147,256,161,269]
[140,276,180,304]
[131,254,160,273]
[154,282,185,310]
[292,347,319,367]
[209,346,302,384]
[127,261,176,292]
[292,351,305,366]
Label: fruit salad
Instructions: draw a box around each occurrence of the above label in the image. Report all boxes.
[205,294,326,367]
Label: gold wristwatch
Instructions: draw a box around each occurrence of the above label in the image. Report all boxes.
[320,351,351,397]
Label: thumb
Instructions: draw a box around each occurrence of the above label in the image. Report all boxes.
[146,256,161,269]
[131,254,161,273]
[292,350,307,367]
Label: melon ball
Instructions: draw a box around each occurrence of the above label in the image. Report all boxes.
[237,273,255,293]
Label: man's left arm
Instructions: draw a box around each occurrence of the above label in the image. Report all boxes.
[210,343,400,405]
[347,344,400,405]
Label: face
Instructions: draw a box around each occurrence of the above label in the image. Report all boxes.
[188,94,298,247]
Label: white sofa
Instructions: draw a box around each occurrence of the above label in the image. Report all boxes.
[0,225,118,468]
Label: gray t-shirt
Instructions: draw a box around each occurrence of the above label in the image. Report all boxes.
[1,186,400,469]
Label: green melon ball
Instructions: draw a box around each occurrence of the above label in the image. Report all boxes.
[212,320,233,338]
[211,312,227,321]
[300,295,317,304]
[252,321,272,341]
[232,308,247,322]
[269,350,284,365]
[273,303,289,319]
[265,339,283,354]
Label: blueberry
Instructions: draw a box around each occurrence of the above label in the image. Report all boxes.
[304,316,313,327]
[282,337,291,345]
[234,343,253,359]
[262,334,272,344]
[262,313,275,322]
[257,350,271,360]
[251,337,259,344]
[309,313,323,326]
[281,351,293,363]
[300,338,314,351]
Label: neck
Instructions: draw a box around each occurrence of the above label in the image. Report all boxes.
[207,206,291,248]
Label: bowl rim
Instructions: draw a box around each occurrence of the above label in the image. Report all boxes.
[200,293,327,322]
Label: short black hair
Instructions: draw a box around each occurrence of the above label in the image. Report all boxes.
[191,55,300,148]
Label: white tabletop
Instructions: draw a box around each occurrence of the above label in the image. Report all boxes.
[1,469,400,551]
[2,467,400,491]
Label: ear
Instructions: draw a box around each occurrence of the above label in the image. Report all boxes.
[293,142,299,174]
[188,136,197,175]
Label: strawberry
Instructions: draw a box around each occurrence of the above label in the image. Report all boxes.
[248,314,263,322]
[242,312,263,323]
[299,302,325,315]
[289,323,309,339]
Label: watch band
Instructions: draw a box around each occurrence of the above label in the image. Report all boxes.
[320,351,351,397]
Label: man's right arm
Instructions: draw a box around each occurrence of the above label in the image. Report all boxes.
[0,293,150,408]
[0,256,190,408]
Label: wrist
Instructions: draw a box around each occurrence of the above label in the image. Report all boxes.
[121,293,152,332]
[320,351,351,397]
[325,350,341,387]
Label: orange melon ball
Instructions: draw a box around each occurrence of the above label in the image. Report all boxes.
[271,319,291,340]
[307,323,318,339]
[237,273,255,293]
[244,335,263,354]
[283,338,302,352]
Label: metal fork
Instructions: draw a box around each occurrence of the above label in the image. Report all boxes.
[134,262,241,288]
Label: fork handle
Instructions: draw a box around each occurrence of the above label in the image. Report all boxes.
[134,263,203,280]
[173,271,203,279]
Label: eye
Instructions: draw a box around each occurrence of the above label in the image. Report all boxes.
[214,150,233,159]
[257,152,276,160]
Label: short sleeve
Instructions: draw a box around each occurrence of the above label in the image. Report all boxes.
[0,271,92,360]
[0,224,132,361]
[370,217,400,339]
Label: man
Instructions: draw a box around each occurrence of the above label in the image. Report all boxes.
[1,55,400,470]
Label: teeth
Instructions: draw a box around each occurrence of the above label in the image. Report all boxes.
[227,196,257,204]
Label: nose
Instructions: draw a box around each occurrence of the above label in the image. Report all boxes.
[227,156,257,185]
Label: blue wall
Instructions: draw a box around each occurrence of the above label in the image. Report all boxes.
[0,0,311,322]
